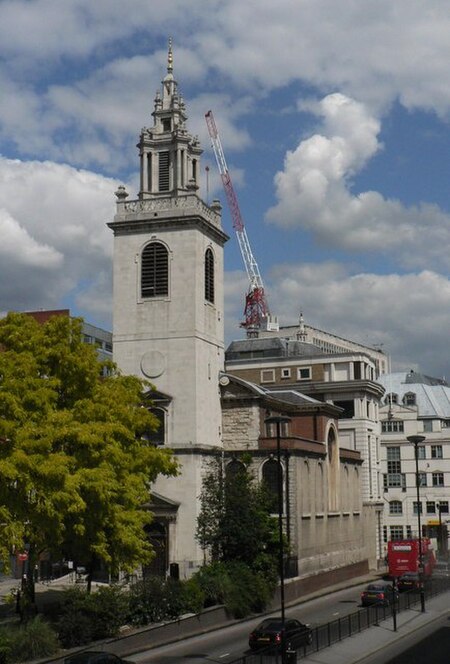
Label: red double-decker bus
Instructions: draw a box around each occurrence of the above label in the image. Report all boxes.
[387,538,436,578]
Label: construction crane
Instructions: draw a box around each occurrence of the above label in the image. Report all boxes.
[205,110,273,336]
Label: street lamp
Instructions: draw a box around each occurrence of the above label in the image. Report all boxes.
[407,434,426,613]
[264,414,291,664]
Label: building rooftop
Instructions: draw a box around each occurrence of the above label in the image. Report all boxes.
[225,336,346,362]
[379,371,450,418]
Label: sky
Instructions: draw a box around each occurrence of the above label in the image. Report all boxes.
[1,0,450,378]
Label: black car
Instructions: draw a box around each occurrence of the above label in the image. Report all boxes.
[360,581,396,607]
[249,617,312,650]
[64,652,134,664]
[397,572,424,592]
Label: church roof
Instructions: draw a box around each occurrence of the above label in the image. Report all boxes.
[220,372,341,413]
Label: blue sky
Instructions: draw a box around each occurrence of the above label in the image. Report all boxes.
[1,1,450,378]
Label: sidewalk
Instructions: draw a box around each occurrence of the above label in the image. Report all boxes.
[299,589,450,664]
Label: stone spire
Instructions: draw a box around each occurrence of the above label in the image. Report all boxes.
[296,311,307,342]
[137,39,202,199]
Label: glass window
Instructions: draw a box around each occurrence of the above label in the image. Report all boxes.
[431,445,443,459]
[204,248,215,303]
[413,501,423,514]
[262,458,282,513]
[383,473,405,489]
[423,420,433,432]
[426,501,436,514]
[141,242,169,298]
[297,367,311,380]
[418,472,427,487]
[387,447,401,474]
[417,445,426,459]
[389,500,403,515]
[390,526,404,541]
[438,501,449,513]
[406,525,412,539]
[142,408,165,446]
[404,392,416,406]
[432,472,444,487]
[382,420,404,433]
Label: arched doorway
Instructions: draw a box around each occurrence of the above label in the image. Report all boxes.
[143,522,168,578]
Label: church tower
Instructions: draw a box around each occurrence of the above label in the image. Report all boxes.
[108,41,228,576]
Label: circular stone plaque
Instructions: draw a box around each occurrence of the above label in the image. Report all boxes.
[140,350,166,378]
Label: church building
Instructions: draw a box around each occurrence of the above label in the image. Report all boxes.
[109,43,374,583]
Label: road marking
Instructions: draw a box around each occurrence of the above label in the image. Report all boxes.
[219,654,230,658]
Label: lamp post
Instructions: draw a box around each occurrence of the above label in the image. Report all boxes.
[407,434,426,613]
[264,414,291,664]
[437,502,444,558]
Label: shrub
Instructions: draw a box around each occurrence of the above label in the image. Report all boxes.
[127,576,166,625]
[57,585,128,648]
[126,575,203,627]
[182,577,205,614]
[193,561,275,619]
[0,626,12,664]
[192,562,232,607]
[2,617,59,663]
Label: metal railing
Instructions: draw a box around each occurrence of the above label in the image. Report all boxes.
[229,576,450,664]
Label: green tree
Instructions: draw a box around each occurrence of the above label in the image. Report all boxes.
[196,456,279,574]
[0,312,178,606]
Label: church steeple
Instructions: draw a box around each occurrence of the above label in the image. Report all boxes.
[138,39,202,200]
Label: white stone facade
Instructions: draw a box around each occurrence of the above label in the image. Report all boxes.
[109,48,228,575]
[378,372,450,556]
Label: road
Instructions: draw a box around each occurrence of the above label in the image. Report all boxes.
[130,581,369,664]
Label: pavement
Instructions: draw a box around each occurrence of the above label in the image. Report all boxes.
[299,589,450,664]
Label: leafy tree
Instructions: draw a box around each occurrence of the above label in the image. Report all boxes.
[196,456,279,575]
[0,312,178,607]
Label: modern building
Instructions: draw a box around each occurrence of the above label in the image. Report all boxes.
[5,308,113,364]
[378,371,450,556]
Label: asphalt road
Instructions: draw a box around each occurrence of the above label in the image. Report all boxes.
[130,581,369,664]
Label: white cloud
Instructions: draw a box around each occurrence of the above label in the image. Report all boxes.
[0,208,62,267]
[2,3,450,170]
[267,93,450,270]
[264,263,450,378]
[0,157,117,319]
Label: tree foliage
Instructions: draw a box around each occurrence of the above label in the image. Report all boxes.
[0,312,178,597]
[196,456,279,576]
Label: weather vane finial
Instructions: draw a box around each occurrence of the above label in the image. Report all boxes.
[168,37,173,73]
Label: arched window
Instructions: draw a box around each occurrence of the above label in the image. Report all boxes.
[262,458,282,513]
[141,242,169,298]
[142,407,166,446]
[226,458,245,480]
[204,248,214,303]
[404,392,416,406]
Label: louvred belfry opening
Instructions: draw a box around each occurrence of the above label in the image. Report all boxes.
[141,242,169,297]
